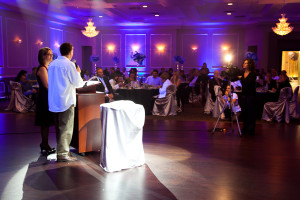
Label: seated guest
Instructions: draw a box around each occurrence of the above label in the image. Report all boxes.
[122,67,129,78]
[81,69,90,81]
[264,72,277,92]
[109,67,117,80]
[125,71,140,88]
[189,69,200,87]
[171,71,184,111]
[168,68,174,78]
[27,67,38,85]
[222,85,241,119]
[187,68,196,81]
[15,70,38,98]
[109,74,122,90]
[158,72,173,98]
[145,69,162,87]
[277,72,291,92]
[209,70,222,102]
[95,68,114,102]
[116,67,123,76]
[170,71,181,88]
[103,67,110,78]
[159,67,165,76]
[271,68,279,80]
[179,70,186,82]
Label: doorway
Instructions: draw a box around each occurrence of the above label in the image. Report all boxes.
[82,46,93,76]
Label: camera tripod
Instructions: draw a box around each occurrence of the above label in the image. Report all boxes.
[212,86,242,136]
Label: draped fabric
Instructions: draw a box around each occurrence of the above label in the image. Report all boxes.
[262,87,292,123]
[212,85,225,118]
[100,100,145,172]
[6,81,35,113]
[204,83,214,114]
[152,84,177,116]
[289,86,300,119]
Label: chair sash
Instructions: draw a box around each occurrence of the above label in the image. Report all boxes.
[289,86,300,119]
[262,87,292,123]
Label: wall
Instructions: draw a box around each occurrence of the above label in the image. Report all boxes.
[0,9,84,78]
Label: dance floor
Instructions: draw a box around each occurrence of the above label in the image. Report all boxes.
[1,109,300,200]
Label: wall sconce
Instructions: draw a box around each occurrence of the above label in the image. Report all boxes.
[14,38,22,44]
[224,54,233,63]
[157,45,165,52]
[107,44,115,52]
[132,45,140,52]
[54,42,60,48]
[191,46,198,51]
[222,45,229,51]
[35,40,43,46]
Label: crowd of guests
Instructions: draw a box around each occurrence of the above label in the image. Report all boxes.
[12,49,295,148]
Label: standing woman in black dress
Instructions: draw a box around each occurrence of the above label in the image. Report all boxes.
[240,58,256,135]
[35,47,56,154]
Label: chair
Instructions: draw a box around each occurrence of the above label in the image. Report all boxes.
[152,84,177,116]
[289,86,300,119]
[212,85,225,118]
[6,81,35,112]
[262,87,292,123]
[204,83,214,114]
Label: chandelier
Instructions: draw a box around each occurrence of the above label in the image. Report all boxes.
[81,18,99,38]
[272,14,293,36]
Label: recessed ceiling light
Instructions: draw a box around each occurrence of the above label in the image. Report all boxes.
[227,12,232,15]
[99,16,103,18]
[142,5,148,8]
[155,14,159,17]
[227,3,233,6]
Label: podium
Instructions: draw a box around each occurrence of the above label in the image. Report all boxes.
[71,85,105,154]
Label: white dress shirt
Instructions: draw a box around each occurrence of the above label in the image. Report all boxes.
[158,79,172,98]
[109,79,119,90]
[48,56,84,112]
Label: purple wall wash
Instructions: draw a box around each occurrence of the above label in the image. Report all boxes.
[125,34,146,68]
[182,34,209,68]
[0,16,3,71]
[30,23,48,68]
[101,34,121,68]
[150,34,172,69]
[6,18,28,69]
[49,28,63,58]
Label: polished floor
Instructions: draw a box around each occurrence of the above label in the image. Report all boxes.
[0,110,300,200]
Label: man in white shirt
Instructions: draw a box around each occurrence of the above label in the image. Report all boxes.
[158,72,172,98]
[48,42,84,162]
[145,69,162,87]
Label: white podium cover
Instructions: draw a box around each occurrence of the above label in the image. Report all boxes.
[100,100,145,172]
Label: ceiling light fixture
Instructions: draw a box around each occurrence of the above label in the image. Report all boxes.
[272,14,293,36]
[155,14,159,17]
[142,5,148,8]
[227,12,232,15]
[227,3,233,6]
[81,18,99,38]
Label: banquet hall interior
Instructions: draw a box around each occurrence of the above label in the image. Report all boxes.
[1,0,300,199]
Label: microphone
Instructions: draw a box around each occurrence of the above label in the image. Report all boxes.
[83,76,98,88]
[72,59,78,68]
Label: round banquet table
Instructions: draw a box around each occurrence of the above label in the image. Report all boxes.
[116,88,159,115]
[236,91,279,119]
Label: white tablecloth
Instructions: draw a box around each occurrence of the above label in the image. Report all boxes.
[100,100,145,172]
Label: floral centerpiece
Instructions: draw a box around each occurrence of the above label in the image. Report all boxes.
[174,56,185,70]
[131,51,146,65]
[112,56,120,64]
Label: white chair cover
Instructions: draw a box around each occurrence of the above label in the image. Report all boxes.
[289,86,300,119]
[100,100,145,172]
[204,83,214,114]
[152,84,177,116]
[262,87,292,123]
[6,81,35,113]
[212,85,225,118]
